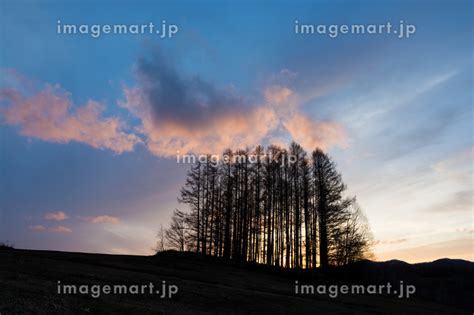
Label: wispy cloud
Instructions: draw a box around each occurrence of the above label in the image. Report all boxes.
[44,211,68,221]
[87,215,121,225]
[28,225,72,233]
[426,190,473,213]
[456,227,474,235]
[49,225,72,233]
[373,238,408,246]
[28,225,46,232]
[432,148,474,175]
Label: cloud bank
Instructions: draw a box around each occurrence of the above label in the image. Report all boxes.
[1,54,348,157]
[119,50,347,157]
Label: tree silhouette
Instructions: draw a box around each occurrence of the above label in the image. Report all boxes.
[312,148,353,269]
[165,209,188,252]
[166,143,372,268]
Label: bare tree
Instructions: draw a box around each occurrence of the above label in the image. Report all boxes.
[179,162,202,253]
[171,143,372,269]
[312,148,352,269]
[332,203,373,266]
[155,224,165,253]
[166,209,188,251]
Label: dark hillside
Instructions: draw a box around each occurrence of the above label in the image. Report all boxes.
[0,249,471,314]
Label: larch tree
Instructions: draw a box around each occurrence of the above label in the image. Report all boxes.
[164,143,372,269]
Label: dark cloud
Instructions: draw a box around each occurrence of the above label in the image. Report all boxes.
[134,49,246,128]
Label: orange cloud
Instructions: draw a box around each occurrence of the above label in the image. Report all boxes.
[44,211,68,221]
[120,86,279,157]
[282,113,347,151]
[0,84,140,153]
[2,69,348,158]
[121,83,347,157]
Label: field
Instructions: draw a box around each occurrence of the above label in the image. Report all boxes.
[1,249,472,314]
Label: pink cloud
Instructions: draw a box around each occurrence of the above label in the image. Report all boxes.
[44,211,68,221]
[28,224,72,233]
[264,85,294,104]
[120,83,347,157]
[88,215,121,225]
[2,69,348,158]
[28,225,46,231]
[49,225,72,233]
[0,83,141,154]
[282,113,347,151]
[120,86,279,157]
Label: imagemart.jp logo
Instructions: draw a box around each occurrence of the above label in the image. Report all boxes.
[294,281,416,298]
[294,20,416,39]
[56,20,179,38]
[56,281,179,299]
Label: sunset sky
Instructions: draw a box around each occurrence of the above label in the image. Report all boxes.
[0,0,472,262]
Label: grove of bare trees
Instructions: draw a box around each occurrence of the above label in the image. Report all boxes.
[164,143,372,269]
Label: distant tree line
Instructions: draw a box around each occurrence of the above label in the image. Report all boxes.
[163,143,372,269]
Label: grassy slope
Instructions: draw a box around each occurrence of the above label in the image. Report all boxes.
[0,249,470,314]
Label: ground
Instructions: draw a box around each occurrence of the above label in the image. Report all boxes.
[0,249,472,314]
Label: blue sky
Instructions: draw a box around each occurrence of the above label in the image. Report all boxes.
[0,0,472,261]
